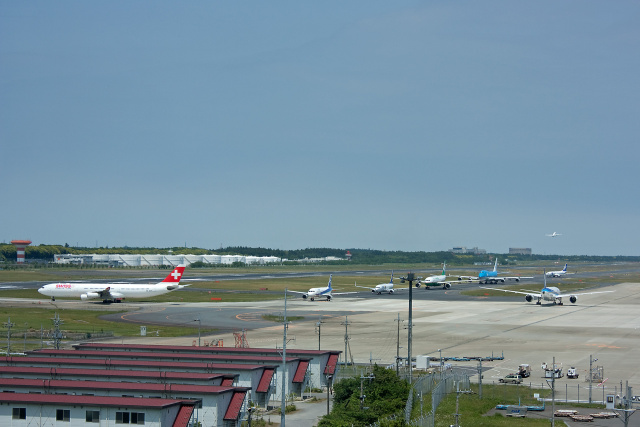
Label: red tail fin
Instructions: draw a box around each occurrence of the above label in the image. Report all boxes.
[162,264,186,283]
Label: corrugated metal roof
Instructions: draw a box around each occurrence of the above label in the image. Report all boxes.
[324,354,339,375]
[0,378,248,395]
[76,343,340,357]
[2,356,272,372]
[0,366,230,382]
[256,368,275,393]
[221,377,235,387]
[172,404,194,427]
[29,349,298,364]
[223,391,246,420]
[293,360,309,383]
[0,391,193,408]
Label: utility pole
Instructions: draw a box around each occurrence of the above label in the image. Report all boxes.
[281,289,288,427]
[3,317,14,355]
[395,313,403,375]
[195,317,201,346]
[52,313,63,350]
[477,359,483,399]
[589,354,598,404]
[315,318,323,351]
[549,356,556,427]
[341,316,352,366]
[359,373,375,410]
[452,381,474,427]
[612,381,636,427]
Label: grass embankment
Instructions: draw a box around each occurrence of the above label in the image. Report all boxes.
[420,383,561,426]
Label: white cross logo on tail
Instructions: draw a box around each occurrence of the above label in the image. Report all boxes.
[171,269,181,280]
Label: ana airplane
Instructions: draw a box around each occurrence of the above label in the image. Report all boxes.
[288,275,355,301]
[457,259,533,285]
[545,264,572,278]
[481,270,612,305]
[355,271,407,295]
[38,264,188,303]
[416,263,452,290]
[546,232,562,237]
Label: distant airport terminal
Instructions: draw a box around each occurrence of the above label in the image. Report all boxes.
[53,253,344,266]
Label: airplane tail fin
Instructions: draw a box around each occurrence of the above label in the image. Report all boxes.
[563,264,568,272]
[390,270,394,284]
[328,275,333,290]
[442,262,446,275]
[161,264,186,285]
[493,259,498,272]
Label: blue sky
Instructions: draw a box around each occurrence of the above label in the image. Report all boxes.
[2,1,639,256]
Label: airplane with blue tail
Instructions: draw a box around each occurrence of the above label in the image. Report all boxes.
[481,269,612,305]
[457,259,532,284]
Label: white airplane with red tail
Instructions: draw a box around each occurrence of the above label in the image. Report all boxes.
[38,264,187,303]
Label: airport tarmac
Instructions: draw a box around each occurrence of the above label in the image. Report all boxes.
[90,280,640,405]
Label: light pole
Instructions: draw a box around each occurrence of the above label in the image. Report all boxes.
[399,272,419,384]
[325,374,332,415]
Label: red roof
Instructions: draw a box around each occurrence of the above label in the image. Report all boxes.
[256,368,275,393]
[223,391,247,420]
[0,366,231,382]
[0,391,193,409]
[76,342,340,357]
[172,405,194,427]
[293,360,309,383]
[324,354,339,375]
[29,349,297,364]
[2,356,272,372]
[0,377,247,395]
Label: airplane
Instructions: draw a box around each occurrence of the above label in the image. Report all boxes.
[481,269,612,305]
[546,232,562,237]
[457,259,533,285]
[288,275,355,301]
[354,271,407,294]
[415,263,452,290]
[38,264,188,303]
[545,263,572,278]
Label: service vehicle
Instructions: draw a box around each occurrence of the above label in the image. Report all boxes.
[518,364,531,378]
[567,367,579,379]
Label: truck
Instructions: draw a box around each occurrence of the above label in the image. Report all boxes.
[518,364,531,378]
[499,374,523,384]
[567,367,579,379]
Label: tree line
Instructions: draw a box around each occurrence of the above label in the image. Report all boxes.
[1,243,638,264]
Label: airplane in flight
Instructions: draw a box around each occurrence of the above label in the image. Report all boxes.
[288,275,355,301]
[38,264,187,303]
[545,263,572,278]
[355,271,407,294]
[415,263,452,289]
[457,259,533,285]
[546,232,562,237]
[481,270,612,305]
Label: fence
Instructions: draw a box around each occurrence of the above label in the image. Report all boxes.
[407,372,470,427]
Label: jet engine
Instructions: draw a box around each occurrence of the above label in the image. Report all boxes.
[389,289,395,294]
[81,292,100,301]
[569,296,577,304]
[443,283,451,289]
[326,295,332,301]
[302,294,308,299]
[525,295,533,302]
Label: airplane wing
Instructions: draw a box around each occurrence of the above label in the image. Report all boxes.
[555,290,613,298]
[501,276,534,281]
[286,290,308,295]
[331,290,359,295]
[480,287,538,297]
[354,283,375,291]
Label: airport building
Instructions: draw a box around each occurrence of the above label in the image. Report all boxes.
[509,247,532,255]
[53,254,282,267]
[0,344,341,426]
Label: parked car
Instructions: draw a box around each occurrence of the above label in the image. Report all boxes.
[499,374,523,384]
